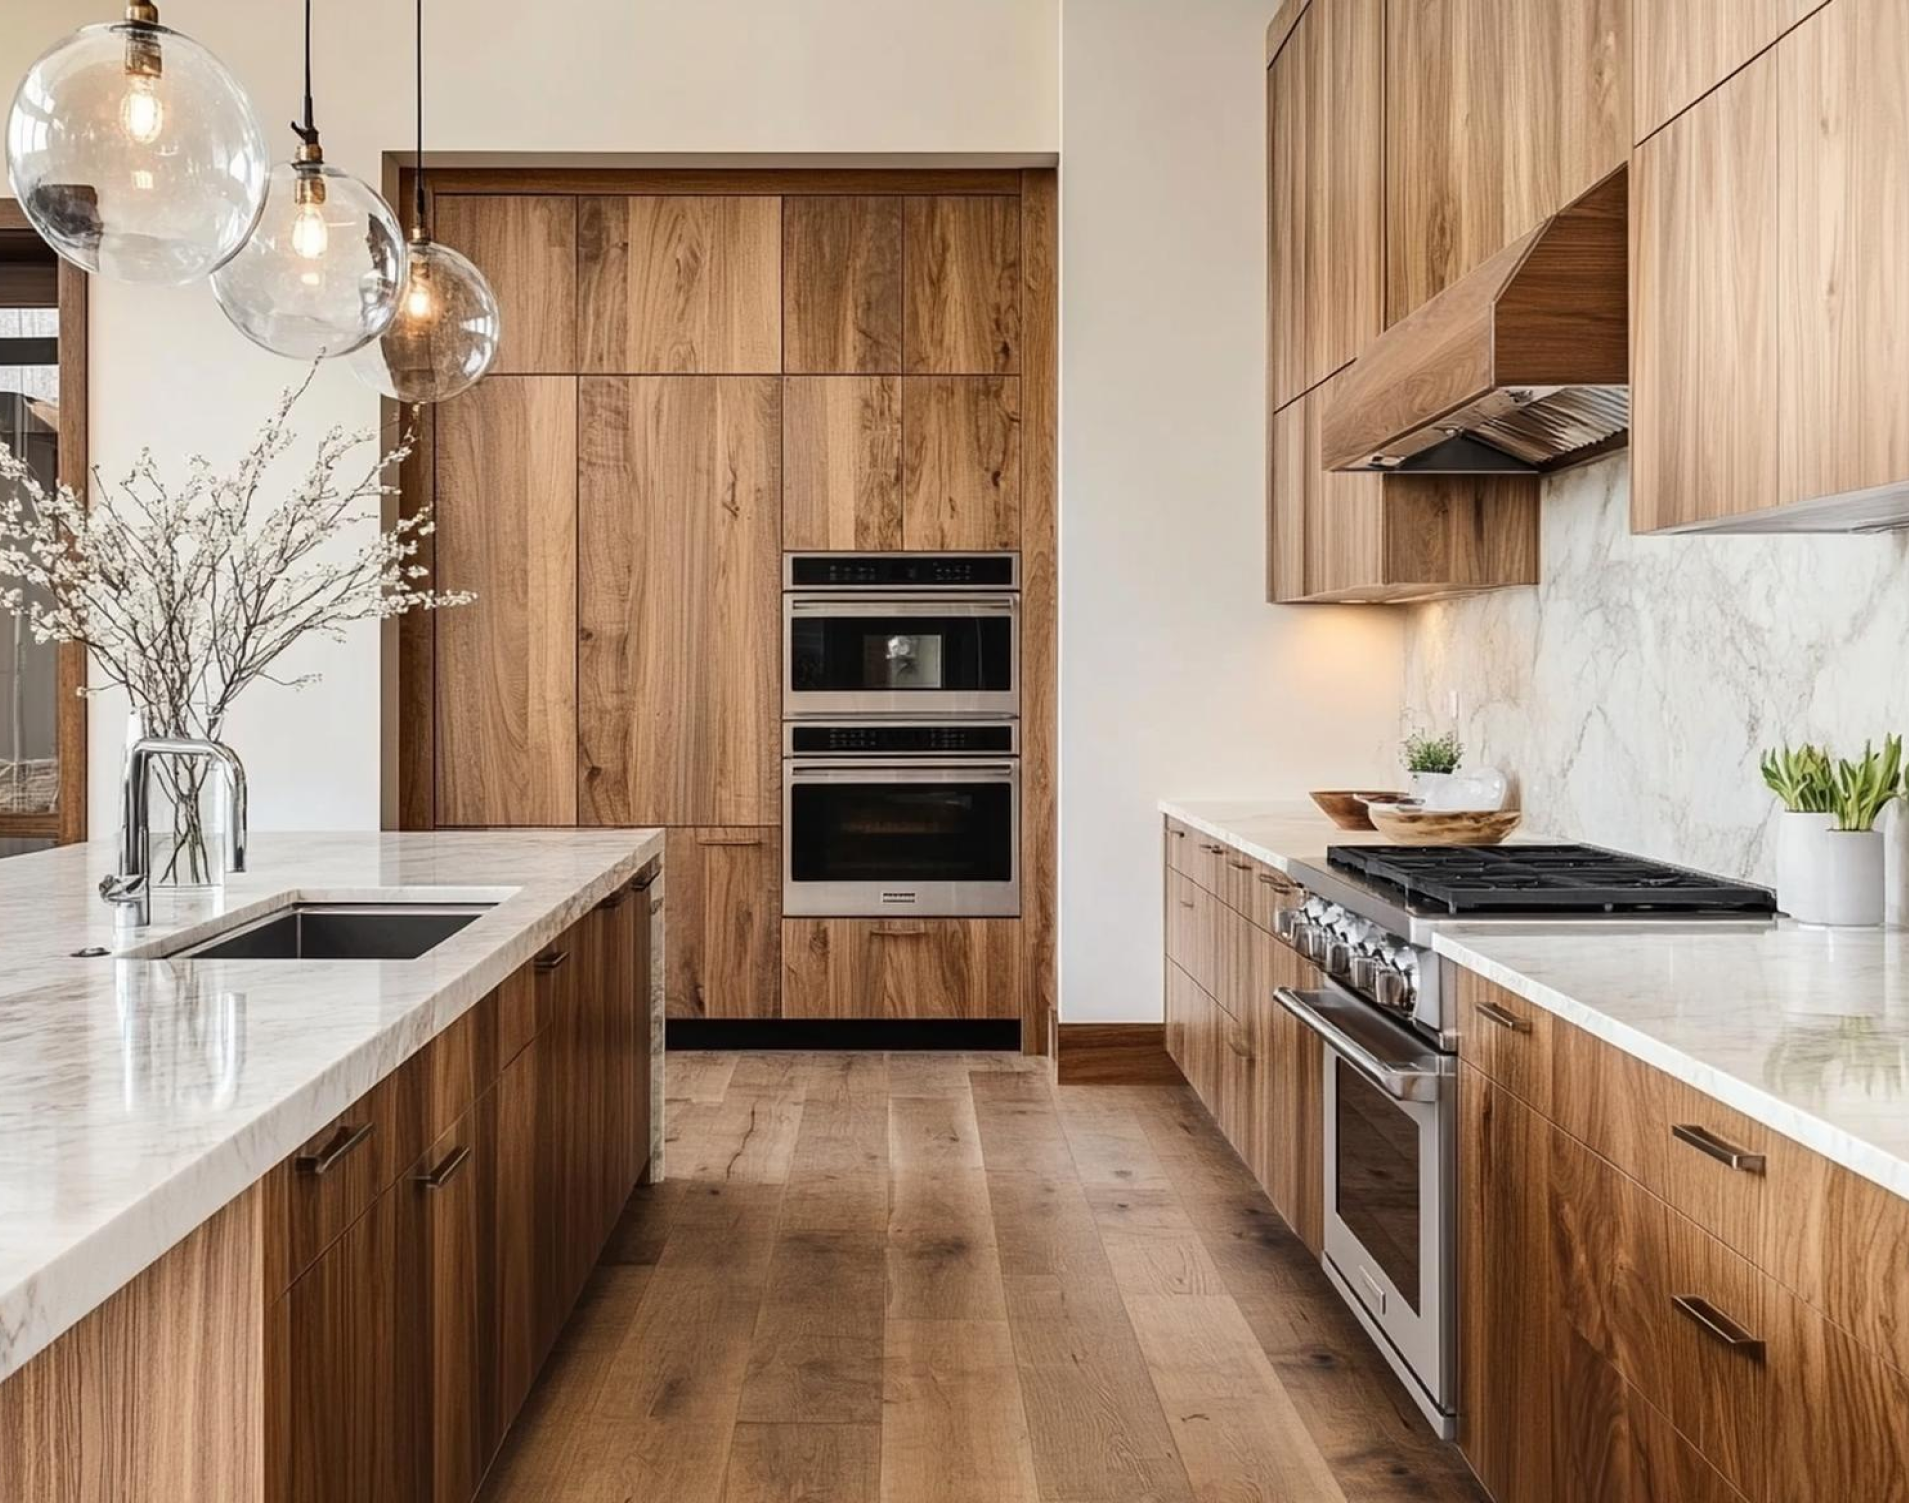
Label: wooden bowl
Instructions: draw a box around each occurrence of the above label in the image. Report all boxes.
[1365,804,1523,846]
[1310,790,1404,831]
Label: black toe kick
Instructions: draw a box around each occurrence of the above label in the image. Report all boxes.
[665,1018,1022,1052]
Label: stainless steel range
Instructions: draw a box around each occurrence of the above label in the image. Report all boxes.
[1271,843,1776,1438]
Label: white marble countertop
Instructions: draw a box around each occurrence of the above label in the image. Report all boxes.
[1160,797,1909,1202]
[0,828,663,1385]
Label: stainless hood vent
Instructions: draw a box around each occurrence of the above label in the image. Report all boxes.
[1324,171,1628,477]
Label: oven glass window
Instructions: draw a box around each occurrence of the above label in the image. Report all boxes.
[791,779,1013,884]
[790,613,1012,695]
[1335,1059,1422,1313]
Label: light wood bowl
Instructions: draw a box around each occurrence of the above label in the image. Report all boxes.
[1310,790,1404,831]
[1364,804,1523,846]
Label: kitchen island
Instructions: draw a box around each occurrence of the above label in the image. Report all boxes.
[0,828,664,1501]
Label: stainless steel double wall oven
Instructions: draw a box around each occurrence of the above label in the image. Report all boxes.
[781,554,1021,919]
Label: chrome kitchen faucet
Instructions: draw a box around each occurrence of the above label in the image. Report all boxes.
[98,736,249,929]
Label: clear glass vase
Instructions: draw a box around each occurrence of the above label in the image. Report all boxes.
[123,705,231,892]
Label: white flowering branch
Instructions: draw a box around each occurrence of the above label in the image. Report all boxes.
[0,368,472,745]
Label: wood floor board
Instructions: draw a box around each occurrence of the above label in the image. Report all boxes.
[882,1318,1043,1503]
[484,1052,1484,1503]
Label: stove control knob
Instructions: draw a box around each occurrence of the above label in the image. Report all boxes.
[1347,953,1379,992]
[1324,940,1353,979]
[1373,966,1414,1014]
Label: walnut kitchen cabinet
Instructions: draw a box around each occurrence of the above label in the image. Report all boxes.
[432,378,579,828]
[1267,0,1384,409]
[576,376,780,827]
[782,376,904,551]
[781,918,1023,1020]
[782,196,904,375]
[1632,0,1827,142]
[433,195,577,375]
[902,196,1020,375]
[1632,0,1909,534]
[1383,0,1629,325]
[1266,367,1540,603]
[664,828,782,1019]
[1263,928,1324,1256]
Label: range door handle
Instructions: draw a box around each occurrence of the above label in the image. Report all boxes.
[1274,986,1452,1104]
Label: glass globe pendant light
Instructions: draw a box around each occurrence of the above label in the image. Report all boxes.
[5,2,269,285]
[211,0,407,359]
[351,0,499,404]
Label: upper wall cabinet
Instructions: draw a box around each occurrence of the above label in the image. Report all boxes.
[1632,0,1828,141]
[434,196,577,376]
[783,196,904,374]
[1632,0,1909,532]
[903,196,1021,375]
[577,196,781,373]
[1268,0,1384,409]
[1385,0,1629,324]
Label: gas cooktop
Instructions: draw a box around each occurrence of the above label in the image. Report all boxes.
[1324,843,1778,917]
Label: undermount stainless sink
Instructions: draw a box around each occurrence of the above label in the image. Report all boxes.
[166,903,494,962]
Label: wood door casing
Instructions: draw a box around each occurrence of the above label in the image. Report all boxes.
[902,196,1021,374]
[782,918,1023,1020]
[1629,49,1780,532]
[433,378,578,828]
[900,376,1021,550]
[433,195,577,375]
[783,196,904,374]
[664,828,782,1019]
[577,376,780,827]
[577,196,781,373]
[782,376,903,550]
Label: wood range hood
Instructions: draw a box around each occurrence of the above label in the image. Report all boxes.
[1323,170,1627,477]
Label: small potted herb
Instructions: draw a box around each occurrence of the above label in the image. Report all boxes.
[1400,730,1505,811]
[1762,736,1902,926]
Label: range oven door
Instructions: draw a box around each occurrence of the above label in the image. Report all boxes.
[1275,985,1457,1438]
[784,594,1019,718]
[784,758,1020,917]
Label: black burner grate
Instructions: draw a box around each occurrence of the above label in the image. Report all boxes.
[1325,844,1777,916]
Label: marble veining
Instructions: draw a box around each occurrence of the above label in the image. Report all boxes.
[1164,799,1909,1202]
[1402,455,1909,908]
[0,828,663,1385]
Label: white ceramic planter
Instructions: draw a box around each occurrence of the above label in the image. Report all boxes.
[1776,812,1886,927]
[1408,768,1508,812]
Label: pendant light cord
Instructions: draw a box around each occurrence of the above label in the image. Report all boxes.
[293,0,318,147]
[413,0,427,232]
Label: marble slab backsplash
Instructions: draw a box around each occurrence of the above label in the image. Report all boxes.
[1401,455,1909,897]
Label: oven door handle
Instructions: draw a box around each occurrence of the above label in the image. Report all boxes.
[789,762,1018,783]
[787,596,1019,616]
[1274,987,1452,1104]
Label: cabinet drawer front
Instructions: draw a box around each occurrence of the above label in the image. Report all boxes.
[265,1050,431,1298]
[1764,1275,1909,1503]
[781,918,1022,1019]
[1164,817,1194,875]
[1182,833,1226,894]
[1245,858,1302,934]
[1166,870,1220,997]
[1456,970,1555,1114]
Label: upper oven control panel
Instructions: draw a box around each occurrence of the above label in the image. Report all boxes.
[785,721,1020,756]
[785,553,1019,590]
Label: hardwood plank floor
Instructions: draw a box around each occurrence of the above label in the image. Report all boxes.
[481,1051,1486,1503]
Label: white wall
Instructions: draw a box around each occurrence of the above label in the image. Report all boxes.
[2,0,1061,831]
[1057,0,1404,1023]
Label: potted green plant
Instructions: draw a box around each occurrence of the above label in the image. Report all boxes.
[1400,730,1505,811]
[1762,736,1901,926]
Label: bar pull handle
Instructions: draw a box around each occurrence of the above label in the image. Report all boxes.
[1227,858,1253,871]
[1176,897,1196,910]
[1672,1295,1765,1358]
[1257,872,1295,891]
[871,923,927,938]
[1200,842,1225,854]
[535,949,571,974]
[1672,1122,1766,1174]
[1168,827,1186,839]
[295,1121,375,1177]
[696,832,764,847]
[416,1144,473,1192]
[1476,1001,1531,1034]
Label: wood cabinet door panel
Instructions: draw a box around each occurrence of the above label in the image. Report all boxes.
[491,1036,546,1432]
[1309,0,1384,383]
[783,196,903,373]
[783,376,903,550]
[1456,968,1555,1115]
[1633,0,1825,142]
[577,376,780,826]
[577,196,780,373]
[1765,1275,1909,1503]
[434,377,578,827]
[433,195,577,375]
[902,196,1020,374]
[1629,50,1780,531]
[1458,1069,1556,1501]
[1267,6,1315,406]
[1267,395,1309,602]
[1776,0,1909,513]
[268,1186,421,1503]
[1266,937,1323,1255]
[664,827,782,1019]
[900,376,1021,550]
[781,918,1021,1020]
